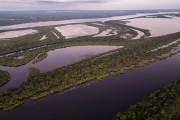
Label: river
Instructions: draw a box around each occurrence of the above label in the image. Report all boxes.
[0,48,180,120]
[0,45,121,91]
[0,12,177,31]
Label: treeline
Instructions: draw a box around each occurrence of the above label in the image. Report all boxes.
[0,19,142,58]
[105,20,151,37]
[0,22,131,67]
[0,26,64,56]
[0,21,129,56]
[0,38,126,67]
[0,70,10,87]
[113,80,180,120]
[0,32,180,111]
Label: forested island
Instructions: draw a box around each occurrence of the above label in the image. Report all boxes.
[0,31,180,111]
[0,11,180,120]
[0,70,10,87]
[113,80,180,120]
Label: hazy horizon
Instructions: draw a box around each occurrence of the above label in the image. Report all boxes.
[0,0,180,11]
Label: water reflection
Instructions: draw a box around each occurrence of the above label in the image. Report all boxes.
[55,24,99,39]
[0,29,38,40]
[1,48,180,120]
[132,29,144,39]
[0,12,177,31]
[126,17,180,37]
[0,45,121,91]
[94,29,117,37]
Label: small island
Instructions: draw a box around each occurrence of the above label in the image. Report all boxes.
[0,70,10,87]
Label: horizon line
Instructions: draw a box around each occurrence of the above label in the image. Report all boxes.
[0,9,180,12]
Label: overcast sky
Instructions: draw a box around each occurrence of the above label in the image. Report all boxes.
[0,0,180,11]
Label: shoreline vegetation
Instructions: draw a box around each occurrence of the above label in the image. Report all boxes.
[0,14,179,67]
[0,41,125,67]
[32,52,48,64]
[0,70,10,87]
[0,21,134,67]
[0,21,130,55]
[0,32,180,111]
[113,80,180,120]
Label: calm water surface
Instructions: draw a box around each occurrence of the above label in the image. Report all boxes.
[0,29,37,40]
[126,17,180,37]
[131,28,144,39]
[0,49,180,120]
[55,24,99,39]
[0,12,177,31]
[0,45,120,91]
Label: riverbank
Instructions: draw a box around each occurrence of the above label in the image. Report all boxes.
[113,80,180,120]
[1,32,180,111]
[1,46,180,120]
[0,70,10,87]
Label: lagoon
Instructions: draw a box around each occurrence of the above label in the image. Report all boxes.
[0,45,121,91]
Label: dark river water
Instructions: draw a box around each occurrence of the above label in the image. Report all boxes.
[1,50,180,120]
[0,45,120,92]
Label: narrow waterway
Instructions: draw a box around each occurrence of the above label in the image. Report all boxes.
[1,49,180,120]
[0,45,121,91]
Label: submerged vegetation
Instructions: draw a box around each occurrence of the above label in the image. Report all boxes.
[0,70,10,87]
[113,80,180,120]
[0,32,180,111]
[105,20,151,38]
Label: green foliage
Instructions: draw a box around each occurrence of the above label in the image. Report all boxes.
[0,37,126,67]
[0,19,145,68]
[29,67,40,77]
[0,70,10,87]
[105,20,151,37]
[114,80,180,120]
[32,52,48,64]
[0,32,180,111]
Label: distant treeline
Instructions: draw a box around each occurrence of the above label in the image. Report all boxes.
[0,70,10,87]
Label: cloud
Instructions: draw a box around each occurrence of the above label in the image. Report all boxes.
[1,0,114,4]
[0,0,179,10]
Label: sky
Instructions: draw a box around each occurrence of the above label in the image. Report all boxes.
[0,0,180,11]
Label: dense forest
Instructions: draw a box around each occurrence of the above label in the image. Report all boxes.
[113,80,180,120]
[0,21,133,67]
[0,32,180,111]
[0,70,10,87]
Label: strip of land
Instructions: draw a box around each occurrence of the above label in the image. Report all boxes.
[0,70,10,87]
[0,32,180,111]
[113,80,180,120]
